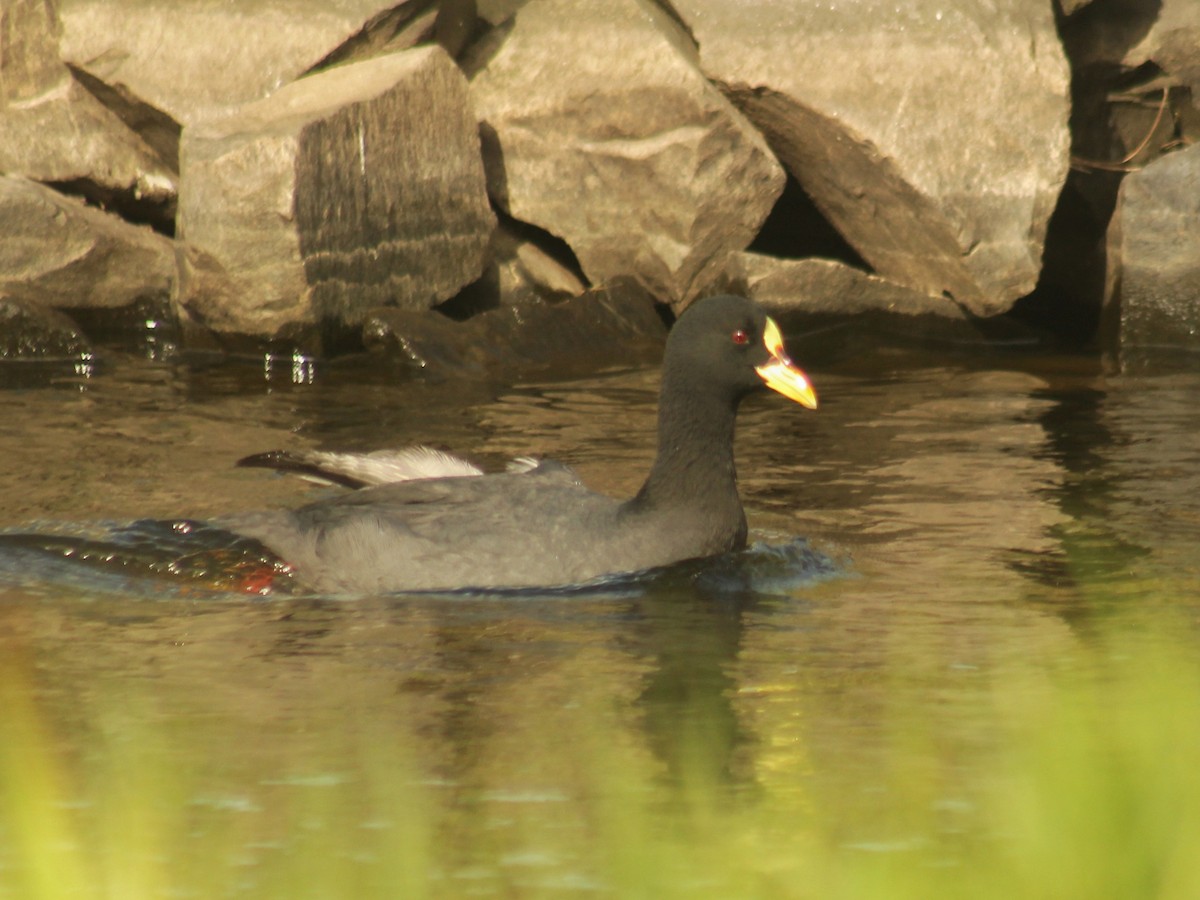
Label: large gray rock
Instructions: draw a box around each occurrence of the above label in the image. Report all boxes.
[177,46,495,340]
[672,0,1071,317]
[1116,143,1200,349]
[741,254,966,319]
[0,176,175,311]
[0,0,175,209]
[468,0,785,309]
[57,0,432,126]
[1123,1,1200,91]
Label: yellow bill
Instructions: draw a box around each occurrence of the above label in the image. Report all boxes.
[755,317,818,409]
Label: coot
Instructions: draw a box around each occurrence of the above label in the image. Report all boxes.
[227,295,817,593]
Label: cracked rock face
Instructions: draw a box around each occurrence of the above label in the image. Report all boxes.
[177,46,495,340]
[468,0,785,309]
[673,0,1071,317]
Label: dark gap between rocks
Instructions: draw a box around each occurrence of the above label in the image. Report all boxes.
[43,179,176,238]
[1010,0,1178,349]
[746,172,871,270]
[432,0,484,59]
[436,208,590,321]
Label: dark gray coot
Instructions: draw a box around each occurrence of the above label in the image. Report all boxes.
[226,294,818,593]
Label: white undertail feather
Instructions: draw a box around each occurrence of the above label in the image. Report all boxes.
[278,446,551,488]
[298,446,484,486]
[505,456,541,474]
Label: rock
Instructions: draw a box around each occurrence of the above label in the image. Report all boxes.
[0,176,175,312]
[741,254,964,319]
[446,220,589,315]
[0,0,176,221]
[1116,143,1200,349]
[1058,0,1163,71]
[1058,0,1097,14]
[1063,0,1200,171]
[57,0,436,126]
[672,0,1071,317]
[176,46,495,341]
[496,227,588,302]
[364,278,666,376]
[311,4,444,70]
[67,295,179,358]
[1123,1,1200,91]
[430,0,481,58]
[737,253,1041,350]
[0,294,91,360]
[0,0,64,100]
[468,0,784,309]
[477,1,529,26]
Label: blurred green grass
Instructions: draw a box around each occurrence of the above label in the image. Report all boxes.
[2,619,1199,900]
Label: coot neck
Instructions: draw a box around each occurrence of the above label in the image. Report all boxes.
[630,370,743,513]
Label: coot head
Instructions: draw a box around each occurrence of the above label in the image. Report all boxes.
[662,294,817,410]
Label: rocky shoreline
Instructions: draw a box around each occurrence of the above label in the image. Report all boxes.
[1,0,1197,371]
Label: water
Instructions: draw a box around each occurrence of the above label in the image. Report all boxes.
[1,334,1198,894]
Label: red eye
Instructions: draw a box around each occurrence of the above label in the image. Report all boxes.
[731,329,749,345]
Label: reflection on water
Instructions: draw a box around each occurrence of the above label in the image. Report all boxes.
[1,341,1198,888]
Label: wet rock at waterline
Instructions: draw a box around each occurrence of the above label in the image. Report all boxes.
[176,45,495,340]
[467,0,785,310]
[0,177,175,314]
[0,0,176,223]
[0,295,91,360]
[673,0,1071,317]
[1116,143,1200,349]
[364,279,666,376]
